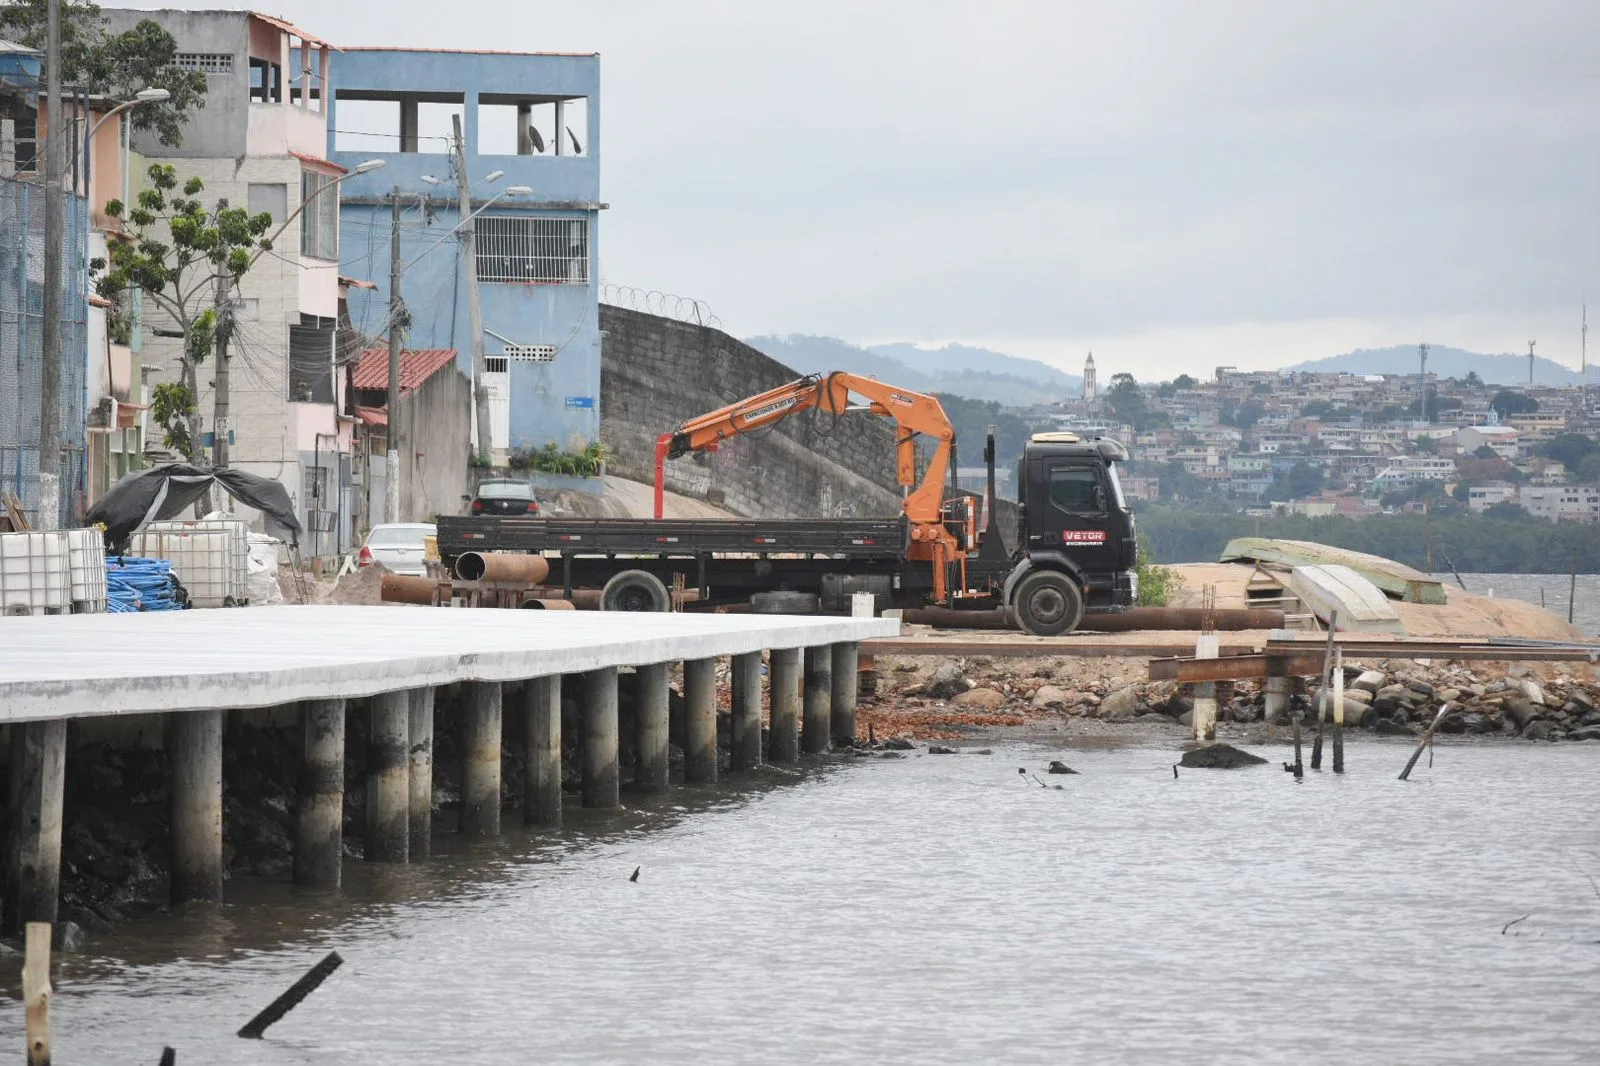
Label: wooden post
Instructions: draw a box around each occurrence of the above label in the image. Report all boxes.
[23,921,50,1065]
[1291,709,1303,774]
[1331,647,1345,774]
[3,720,66,933]
[830,642,859,746]
[237,950,344,1039]
[683,658,718,783]
[802,646,832,754]
[461,682,503,836]
[635,663,670,792]
[171,710,224,903]
[524,675,563,824]
[768,648,800,763]
[582,668,620,809]
[1192,634,1220,742]
[1400,705,1455,781]
[294,698,345,887]
[1311,612,1338,771]
[730,652,763,771]
[365,691,410,862]
[408,687,435,858]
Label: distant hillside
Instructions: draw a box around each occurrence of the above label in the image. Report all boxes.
[1287,345,1587,387]
[744,334,1080,407]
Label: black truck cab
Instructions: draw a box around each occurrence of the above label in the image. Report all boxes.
[1002,433,1137,635]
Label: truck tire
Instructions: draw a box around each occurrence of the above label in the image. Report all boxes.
[600,569,671,613]
[750,591,821,615]
[1012,570,1084,636]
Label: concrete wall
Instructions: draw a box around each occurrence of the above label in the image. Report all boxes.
[330,49,603,453]
[599,305,901,518]
[103,9,252,159]
[403,363,473,522]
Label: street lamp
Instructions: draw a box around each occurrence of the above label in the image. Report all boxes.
[88,85,170,141]
[248,158,385,267]
[401,183,531,271]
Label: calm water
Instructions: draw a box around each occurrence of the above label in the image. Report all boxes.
[8,743,1600,1065]
[1440,573,1600,636]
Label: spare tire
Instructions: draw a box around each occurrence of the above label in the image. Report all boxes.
[600,569,671,613]
[751,590,821,615]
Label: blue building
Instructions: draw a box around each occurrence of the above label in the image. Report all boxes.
[329,48,603,458]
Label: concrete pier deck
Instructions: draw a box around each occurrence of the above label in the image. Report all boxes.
[0,606,900,722]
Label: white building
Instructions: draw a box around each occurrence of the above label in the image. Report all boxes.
[104,9,355,552]
[1466,482,1516,513]
[1518,485,1600,523]
[1456,424,1521,460]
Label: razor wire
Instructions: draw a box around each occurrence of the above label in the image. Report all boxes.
[599,282,721,329]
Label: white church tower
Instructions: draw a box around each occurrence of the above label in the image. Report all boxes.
[1083,352,1097,402]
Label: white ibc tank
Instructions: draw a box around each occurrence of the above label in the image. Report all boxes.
[0,532,71,613]
[65,528,108,612]
[132,522,248,608]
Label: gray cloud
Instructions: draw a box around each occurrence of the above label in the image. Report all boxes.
[140,1,1600,369]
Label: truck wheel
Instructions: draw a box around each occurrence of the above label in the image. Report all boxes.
[600,569,671,613]
[1013,571,1084,636]
[750,591,821,615]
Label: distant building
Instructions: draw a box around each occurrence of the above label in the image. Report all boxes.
[1518,484,1600,523]
[1456,424,1521,460]
[1466,482,1516,513]
[1082,352,1096,402]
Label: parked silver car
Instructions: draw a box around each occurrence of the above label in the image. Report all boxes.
[358,522,436,576]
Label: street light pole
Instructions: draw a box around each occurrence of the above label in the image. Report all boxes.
[38,0,63,529]
[387,188,403,524]
[450,114,492,464]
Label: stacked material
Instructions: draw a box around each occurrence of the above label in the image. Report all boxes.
[130,519,250,607]
[0,531,71,614]
[65,528,109,612]
[106,557,187,613]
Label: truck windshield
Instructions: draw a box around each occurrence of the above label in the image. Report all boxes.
[1106,463,1128,511]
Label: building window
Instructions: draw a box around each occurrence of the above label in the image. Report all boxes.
[174,52,234,75]
[476,216,589,284]
[485,356,508,374]
[299,171,337,260]
[249,57,282,103]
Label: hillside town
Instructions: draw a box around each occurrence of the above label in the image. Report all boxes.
[1003,354,1600,521]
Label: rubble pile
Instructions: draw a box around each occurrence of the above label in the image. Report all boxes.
[871,654,1600,743]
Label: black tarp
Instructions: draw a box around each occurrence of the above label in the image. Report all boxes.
[86,464,302,553]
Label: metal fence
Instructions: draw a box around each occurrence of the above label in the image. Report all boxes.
[0,175,89,526]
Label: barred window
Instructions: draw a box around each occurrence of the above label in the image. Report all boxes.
[174,52,234,75]
[299,170,337,260]
[476,217,588,284]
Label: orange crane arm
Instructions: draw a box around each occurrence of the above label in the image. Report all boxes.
[652,371,956,525]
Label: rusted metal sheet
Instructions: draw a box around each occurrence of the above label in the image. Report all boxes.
[899,606,1285,632]
[1151,637,1600,682]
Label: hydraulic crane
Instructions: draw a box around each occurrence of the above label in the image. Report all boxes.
[652,371,976,603]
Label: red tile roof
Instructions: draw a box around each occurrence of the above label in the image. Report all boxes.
[352,348,458,394]
[354,405,388,428]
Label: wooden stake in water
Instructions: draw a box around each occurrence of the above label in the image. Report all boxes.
[1399,705,1454,781]
[238,951,344,1039]
[1311,611,1338,771]
[23,922,51,1066]
[1331,647,1345,774]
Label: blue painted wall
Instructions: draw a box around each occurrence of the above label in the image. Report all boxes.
[330,49,603,451]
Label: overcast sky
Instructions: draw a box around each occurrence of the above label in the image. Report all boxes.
[143,1,1600,380]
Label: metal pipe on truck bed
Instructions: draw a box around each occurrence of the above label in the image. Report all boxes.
[454,551,551,584]
[519,598,576,610]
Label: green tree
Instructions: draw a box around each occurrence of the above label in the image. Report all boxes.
[1537,433,1599,471]
[1106,372,1167,430]
[1485,500,1528,519]
[1577,454,1600,483]
[92,164,273,461]
[0,0,207,146]
[1233,401,1264,432]
[1490,390,1539,418]
[1265,461,1325,502]
[1415,434,1438,454]
[1465,371,1484,388]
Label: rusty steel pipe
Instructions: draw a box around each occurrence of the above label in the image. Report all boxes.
[454,551,551,584]
[519,598,576,610]
[902,605,1285,632]
[380,573,440,605]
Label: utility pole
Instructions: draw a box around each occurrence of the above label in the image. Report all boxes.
[211,265,234,470]
[37,0,63,529]
[451,113,492,463]
[386,188,403,524]
[1418,342,1429,423]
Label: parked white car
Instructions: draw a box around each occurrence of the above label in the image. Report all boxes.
[359,522,436,576]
